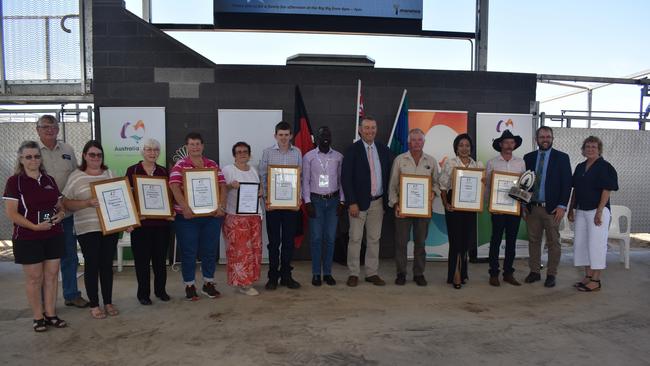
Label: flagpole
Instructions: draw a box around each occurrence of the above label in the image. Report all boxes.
[354,79,361,142]
[388,89,407,146]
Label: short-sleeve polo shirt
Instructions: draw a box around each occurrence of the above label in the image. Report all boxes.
[168,156,225,214]
[2,173,63,240]
[572,157,618,211]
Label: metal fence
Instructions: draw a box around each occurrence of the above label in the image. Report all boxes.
[0,110,92,239]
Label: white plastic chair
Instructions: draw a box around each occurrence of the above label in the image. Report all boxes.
[116,232,131,272]
[608,205,631,269]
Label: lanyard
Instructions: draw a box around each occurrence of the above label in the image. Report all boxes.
[316,153,330,174]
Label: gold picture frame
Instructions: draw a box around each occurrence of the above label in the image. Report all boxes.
[90,177,141,235]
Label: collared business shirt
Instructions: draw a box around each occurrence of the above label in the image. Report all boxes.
[259,143,302,199]
[362,140,383,197]
[439,156,484,191]
[302,147,344,203]
[486,154,525,194]
[39,140,77,194]
[388,151,439,208]
[533,149,552,202]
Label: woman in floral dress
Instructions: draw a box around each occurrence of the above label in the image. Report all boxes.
[221,142,263,295]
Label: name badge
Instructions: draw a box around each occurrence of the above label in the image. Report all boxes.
[62,154,72,160]
[318,174,330,188]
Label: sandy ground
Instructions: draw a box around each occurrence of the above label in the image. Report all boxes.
[0,247,648,366]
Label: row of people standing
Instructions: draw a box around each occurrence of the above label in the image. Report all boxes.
[4,115,619,332]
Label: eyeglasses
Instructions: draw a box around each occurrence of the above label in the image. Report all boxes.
[234,150,250,155]
[22,154,42,160]
[86,152,103,158]
[143,148,160,152]
[37,125,59,130]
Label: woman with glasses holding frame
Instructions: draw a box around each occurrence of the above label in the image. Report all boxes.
[125,138,172,305]
[63,140,129,319]
[3,141,67,332]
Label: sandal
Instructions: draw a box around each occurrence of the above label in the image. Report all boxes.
[104,304,119,316]
[43,313,67,328]
[90,307,107,319]
[33,318,47,332]
[577,279,601,292]
[574,276,592,288]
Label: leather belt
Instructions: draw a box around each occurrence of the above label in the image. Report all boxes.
[371,195,383,201]
[530,201,546,207]
[310,191,339,200]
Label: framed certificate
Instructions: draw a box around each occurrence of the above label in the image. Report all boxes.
[236,182,260,214]
[489,170,521,215]
[90,177,141,235]
[267,165,301,210]
[132,175,173,219]
[451,167,485,212]
[183,168,219,216]
[399,174,432,218]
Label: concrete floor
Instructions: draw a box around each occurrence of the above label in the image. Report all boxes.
[0,248,648,366]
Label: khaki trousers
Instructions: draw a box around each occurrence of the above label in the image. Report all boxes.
[394,217,429,277]
[347,198,384,277]
[527,205,562,276]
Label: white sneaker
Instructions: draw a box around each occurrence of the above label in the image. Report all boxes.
[238,286,259,296]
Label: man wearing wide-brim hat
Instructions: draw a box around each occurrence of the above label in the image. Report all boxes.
[485,130,526,287]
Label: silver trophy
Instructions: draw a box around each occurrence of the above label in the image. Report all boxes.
[508,170,536,203]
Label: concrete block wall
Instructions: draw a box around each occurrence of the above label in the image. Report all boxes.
[92,0,537,260]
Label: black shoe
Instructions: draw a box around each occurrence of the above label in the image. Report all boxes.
[413,275,428,287]
[544,275,556,288]
[138,297,153,305]
[395,273,406,286]
[312,275,322,287]
[201,282,221,299]
[265,279,278,290]
[156,292,171,302]
[524,272,542,283]
[323,275,336,286]
[280,277,301,289]
[185,285,199,301]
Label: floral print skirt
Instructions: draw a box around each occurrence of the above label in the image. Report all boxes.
[222,214,262,287]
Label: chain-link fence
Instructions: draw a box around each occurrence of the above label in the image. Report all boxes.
[2,0,81,82]
[0,108,92,240]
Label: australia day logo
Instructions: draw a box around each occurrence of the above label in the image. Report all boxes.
[120,120,145,143]
[116,120,145,152]
[496,118,514,132]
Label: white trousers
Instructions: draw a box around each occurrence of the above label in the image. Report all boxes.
[573,208,610,270]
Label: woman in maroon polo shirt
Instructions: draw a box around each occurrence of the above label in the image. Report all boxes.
[125,138,171,305]
[3,140,67,332]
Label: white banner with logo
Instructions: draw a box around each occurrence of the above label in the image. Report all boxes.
[99,107,166,177]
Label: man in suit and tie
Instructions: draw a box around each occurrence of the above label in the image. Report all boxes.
[523,126,572,288]
[342,116,393,287]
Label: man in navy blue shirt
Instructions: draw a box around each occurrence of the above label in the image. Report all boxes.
[523,126,572,288]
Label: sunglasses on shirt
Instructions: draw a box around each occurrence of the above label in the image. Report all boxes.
[22,154,42,160]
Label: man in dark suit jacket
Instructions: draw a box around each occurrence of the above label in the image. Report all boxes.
[342,116,392,287]
[523,126,572,288]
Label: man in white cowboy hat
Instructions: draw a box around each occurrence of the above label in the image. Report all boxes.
[485,130,526,287]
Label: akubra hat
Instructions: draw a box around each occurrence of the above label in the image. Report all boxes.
[492,130,522,152]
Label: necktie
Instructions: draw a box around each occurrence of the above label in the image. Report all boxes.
[533,151,545,201]
[367,146,377,196]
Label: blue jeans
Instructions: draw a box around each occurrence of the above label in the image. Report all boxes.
[265,210,298,280]
[309,195,338,275]
[60,216,81,301]
[174,215,221,285]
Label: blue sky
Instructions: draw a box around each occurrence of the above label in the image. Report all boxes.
[125,0,649,129]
